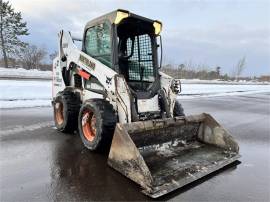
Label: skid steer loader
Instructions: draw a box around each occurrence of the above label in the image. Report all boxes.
[52,9,240,198]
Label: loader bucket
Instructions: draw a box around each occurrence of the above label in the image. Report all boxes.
[108,113,240,198]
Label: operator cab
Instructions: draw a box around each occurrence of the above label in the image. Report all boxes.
[117,15,159,94]
[83,10,162,98]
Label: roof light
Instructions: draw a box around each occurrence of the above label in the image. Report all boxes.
[115,11,129,24]
[153,21,162,35]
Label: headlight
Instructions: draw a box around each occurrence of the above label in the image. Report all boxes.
[153,21,162,35]
[114,10,129,24]
[171,79,181,94]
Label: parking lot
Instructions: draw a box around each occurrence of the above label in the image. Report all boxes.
[1,93,269,201]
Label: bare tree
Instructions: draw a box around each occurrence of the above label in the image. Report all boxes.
[216,66,221,77]
[21,44,47,69]
[49,51,58,61]
[234,56,246,81]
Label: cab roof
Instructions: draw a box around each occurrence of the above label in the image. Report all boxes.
[85,9,158,29]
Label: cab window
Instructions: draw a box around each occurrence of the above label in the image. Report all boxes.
[85,22,112,67]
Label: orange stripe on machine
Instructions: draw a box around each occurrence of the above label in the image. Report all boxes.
[79,70,91,80]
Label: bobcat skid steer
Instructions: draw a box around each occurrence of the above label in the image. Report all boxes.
[52,9,240,198]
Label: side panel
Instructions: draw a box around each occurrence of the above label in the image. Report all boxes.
[82,89,103,102]
[115,75,131,123]
[159,71,177,115]
[52,57,65,98]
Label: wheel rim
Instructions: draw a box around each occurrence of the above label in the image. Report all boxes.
[82,110,96,142]
[55,102,64,125]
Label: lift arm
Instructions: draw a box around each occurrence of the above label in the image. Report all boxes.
[58,30,132,123]
[59,30,117,93]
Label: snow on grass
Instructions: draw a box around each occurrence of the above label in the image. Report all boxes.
[180,84,270,98]
[0,80,51,100]
[0,80,51,108]
[181,79,269,85]
[0,79,269,108]
[0,67,51,79]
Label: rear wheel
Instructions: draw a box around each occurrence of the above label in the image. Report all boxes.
[173,100,185,117]
[53,91,81,133]
[78,99,117,151]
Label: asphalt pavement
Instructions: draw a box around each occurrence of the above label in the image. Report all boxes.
[1,93,270,201]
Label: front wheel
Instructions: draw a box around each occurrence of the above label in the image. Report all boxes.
[78,99,117,151]
[53,91,80,133]
[173,100,185,117]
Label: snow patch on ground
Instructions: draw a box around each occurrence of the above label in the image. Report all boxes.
[0,67,51,79]
[181,79,270,85]
[0,80,51,108]
[0,80,51,100]
[179,84,270,99]
[0,79,269,108]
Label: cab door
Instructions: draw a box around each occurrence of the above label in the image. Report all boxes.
[83,21,113,68]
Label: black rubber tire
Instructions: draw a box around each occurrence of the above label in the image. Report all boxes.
[53,90,81,133]
[173,100,185,117]
[78,99,117,151]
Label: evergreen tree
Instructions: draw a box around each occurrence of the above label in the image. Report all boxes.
[0,0,29,68]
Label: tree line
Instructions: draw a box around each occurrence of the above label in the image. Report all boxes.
[161,57,258,81]
[0,0,56,70]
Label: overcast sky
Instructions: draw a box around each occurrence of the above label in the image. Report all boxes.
[11,0,270,76]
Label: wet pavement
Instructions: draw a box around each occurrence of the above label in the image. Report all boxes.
[0,93,270,201]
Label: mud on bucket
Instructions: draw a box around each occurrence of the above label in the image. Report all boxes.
[108,113,240,198]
